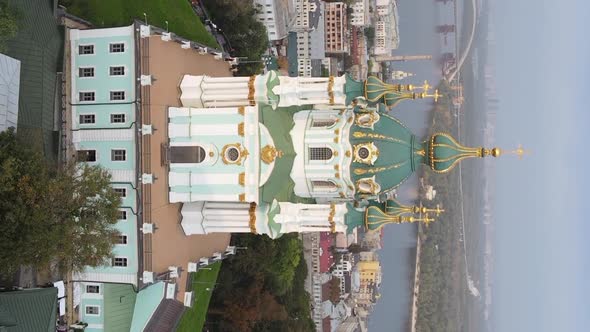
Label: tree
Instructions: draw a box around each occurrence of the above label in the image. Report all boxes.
[0,0,19,52]
[203,0,269,76]
[0,128,121,276]
[328,277,341,303]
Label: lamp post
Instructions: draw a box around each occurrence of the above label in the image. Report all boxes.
[165,20,169,32]
[143,13,148,25]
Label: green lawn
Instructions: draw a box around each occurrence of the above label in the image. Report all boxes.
[176,262,221,332]
[61,0,219,48]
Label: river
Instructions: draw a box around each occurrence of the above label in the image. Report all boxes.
[369,0,461,330]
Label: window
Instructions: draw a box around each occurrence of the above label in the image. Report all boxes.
[86,285,100,294]
[110,91,125,101]
[79,44,94,55]
[109,43,125,53]
[109,66,125,76]
[117,210,127,220]
[111,149,126,161]
[311,118,337,128]
[312,180,338,192]
[110,114,125,123]
[76,150,96,162]
[169,146,206,164]
[79,114,95,124]
[117,235,128,245]
[85,306,99,315]
[309,147,333,161]
[114,188,127,198]
[79,67,94,77]
[113,257,128,267]
[79,92,95,102]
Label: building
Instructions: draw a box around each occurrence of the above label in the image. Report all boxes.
[294,0,324,76]
[373,0,400,55]
[67,21,501,328]
[324,2,349,53]
[350,0,370,27]
[69,25,140,287]
[254,0,296,41]
[0,53,20,132]
[68,23,234,331]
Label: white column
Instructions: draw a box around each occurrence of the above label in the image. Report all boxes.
[204,209,249,216]
[203,76,251,83]
[205,202,250,209]
[205,226,250,233]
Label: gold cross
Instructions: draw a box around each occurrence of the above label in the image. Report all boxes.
[509,144,529,159]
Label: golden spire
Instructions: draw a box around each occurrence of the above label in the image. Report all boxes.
[482,144,529,159]
[401,215,436,225]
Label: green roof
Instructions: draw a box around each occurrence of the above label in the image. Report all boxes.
[104,284,137,332]
[130,282,166,332]
[0,288,57,332]
[349,112,425,194]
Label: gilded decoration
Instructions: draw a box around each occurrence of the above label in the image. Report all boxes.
[248,76,256,103]
[353,160,409,175]
[353,142,379,165]
[238,122,245,136]
[209,151,215,157]
[356,176,381,194]
[238,106,245,115]
[221,143,249,165]
[239,193,246,202]
[239,172,245,186]
[352,131,411,147]
[328,76,335,105]
[261,145,283,164]
[328,204,336,233]
[345,151,352,158]
[354,111,380,129]
[249,202,257,233]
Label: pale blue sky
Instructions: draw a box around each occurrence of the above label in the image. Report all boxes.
[493,0,590,331]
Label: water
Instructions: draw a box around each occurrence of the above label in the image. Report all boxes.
[369,0,456,330]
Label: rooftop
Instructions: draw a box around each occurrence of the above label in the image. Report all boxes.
[141,35,231,301]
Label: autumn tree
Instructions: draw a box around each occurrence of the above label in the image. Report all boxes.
[0,128,121,276]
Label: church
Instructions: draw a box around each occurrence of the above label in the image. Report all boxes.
[167,70,499,238]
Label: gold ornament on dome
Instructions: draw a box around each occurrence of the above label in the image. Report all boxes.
[353,143,379,165]
[221,143,249,165]
[356,176,381,195]
[354,111,380,129]
[261,145,283,164]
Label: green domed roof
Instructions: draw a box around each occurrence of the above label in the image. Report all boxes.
[349,112,426,195]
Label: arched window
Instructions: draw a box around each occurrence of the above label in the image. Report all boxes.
[311,117,337,128]
[309,147,333,161]
[170,146,206,163]
[311,180,338,192]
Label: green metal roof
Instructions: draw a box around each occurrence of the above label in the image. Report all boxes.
[0,288,57,332]
[3,0,64,159]
[129,282,166,332]
[103,284,137,332]
[349,111,425,194]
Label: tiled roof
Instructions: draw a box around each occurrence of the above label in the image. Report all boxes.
[144,299,185,332]
[319,232,334,273]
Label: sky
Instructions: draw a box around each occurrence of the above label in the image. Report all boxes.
[492,0,590,331]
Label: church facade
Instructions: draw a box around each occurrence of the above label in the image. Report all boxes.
[168,70,497,238]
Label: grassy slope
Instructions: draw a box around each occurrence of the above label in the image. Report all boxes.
[176,262,221,332]
[63,0,219,48]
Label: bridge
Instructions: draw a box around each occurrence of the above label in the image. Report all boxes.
[444,0,478,83]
